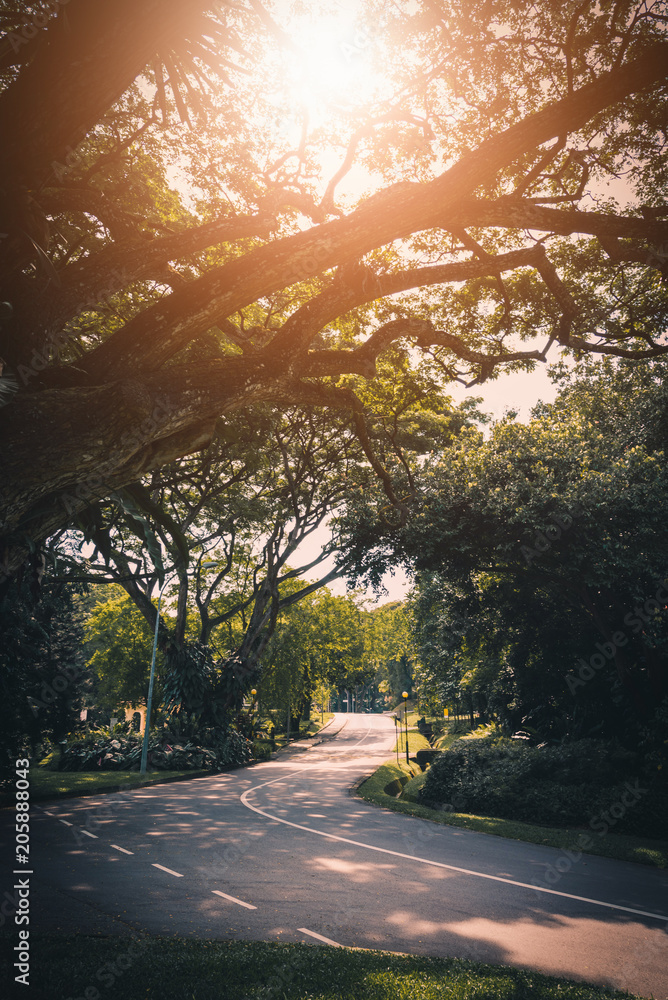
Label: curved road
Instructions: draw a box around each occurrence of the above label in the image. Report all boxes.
[6,713,668,997]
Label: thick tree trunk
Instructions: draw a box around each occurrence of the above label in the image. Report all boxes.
[0,0,207,188]
[0,1,209,281]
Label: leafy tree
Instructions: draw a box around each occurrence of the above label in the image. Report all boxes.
[0,577,88,780]
[51,404,371,716]
[362,600,417,707]
[84,586,163,717]
[1,0,668,585]
[259,586,367,728]
[399,369,668,738]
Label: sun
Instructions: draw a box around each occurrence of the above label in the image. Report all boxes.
[282,7,382,121]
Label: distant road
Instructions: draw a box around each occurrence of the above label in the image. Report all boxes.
[6,713,668,998]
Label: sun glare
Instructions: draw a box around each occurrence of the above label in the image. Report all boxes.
[282,8,382,121]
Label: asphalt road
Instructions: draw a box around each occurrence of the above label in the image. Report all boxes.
[3,713,668,997]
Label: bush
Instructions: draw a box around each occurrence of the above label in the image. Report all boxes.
[418,735,668,837]
[251,739,273,762]
[58,724,252,772]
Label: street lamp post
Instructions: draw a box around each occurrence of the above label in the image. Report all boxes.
[140,578,168,775]
[402,691,409,765]
[250,688,257,739]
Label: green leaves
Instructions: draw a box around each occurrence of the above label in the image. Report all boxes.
[85,588,161,712]
[401,360,668,737]
[111,490,166,584]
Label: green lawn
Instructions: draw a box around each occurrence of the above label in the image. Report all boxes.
[0,767,209,805]
[0,934,643,1000]
[357,760,668,869]
[391,727,433,757]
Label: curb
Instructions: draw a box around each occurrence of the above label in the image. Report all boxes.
[268,716,346,759]
[348,773,371,796]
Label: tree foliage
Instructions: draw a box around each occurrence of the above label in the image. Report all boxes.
[84,586,162,715]
[397,361,668,739]
[259,585,368,724]
[1,0,668,583]
[0,577,88,781]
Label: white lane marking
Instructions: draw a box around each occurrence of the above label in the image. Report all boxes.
[152,863,183,877]
[240,767,668,925]
[80,829,98,839]
[111,845,134,855]
[44,811,55,816]
[59,819,73,827]
[298,927,343,947]
[212,889,257,910]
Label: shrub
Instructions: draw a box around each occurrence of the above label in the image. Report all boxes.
[58,724,252,772]
[418,735,667,837]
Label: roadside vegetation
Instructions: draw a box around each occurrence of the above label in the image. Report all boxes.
[0,935,645,1000]
[18,768,209,804]
[0,711,336,807]
[357,720,668,869]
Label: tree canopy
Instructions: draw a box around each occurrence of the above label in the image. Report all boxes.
[391,360,668,738]
[1,0,667,584]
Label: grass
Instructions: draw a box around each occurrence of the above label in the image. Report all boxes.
[0,934,644,1000]
[0,767,209,806]
[391,727,433,757]
[306,711,336,734]
[358,758,423,800]
[356,761,668,869]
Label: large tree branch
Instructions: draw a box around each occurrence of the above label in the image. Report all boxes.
[272,246,547,363]
[64,42,668,383]
[10,210,277,366]
[463,198,668,246]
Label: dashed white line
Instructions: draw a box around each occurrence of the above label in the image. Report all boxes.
[59,819,73,827]
[151,863,183,877]
[43,811,55,816]
[298,927,343,947]
[241,766,668,925]
[80,829,98,839]
[212,890,256,910]
[111,845,134,855]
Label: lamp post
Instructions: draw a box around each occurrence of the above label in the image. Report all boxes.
[250,688,257,739]
[393,715,399,765]
[402,690,409,764]
[140,577,168,775]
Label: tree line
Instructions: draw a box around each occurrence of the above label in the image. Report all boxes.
[1,1,667,772]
